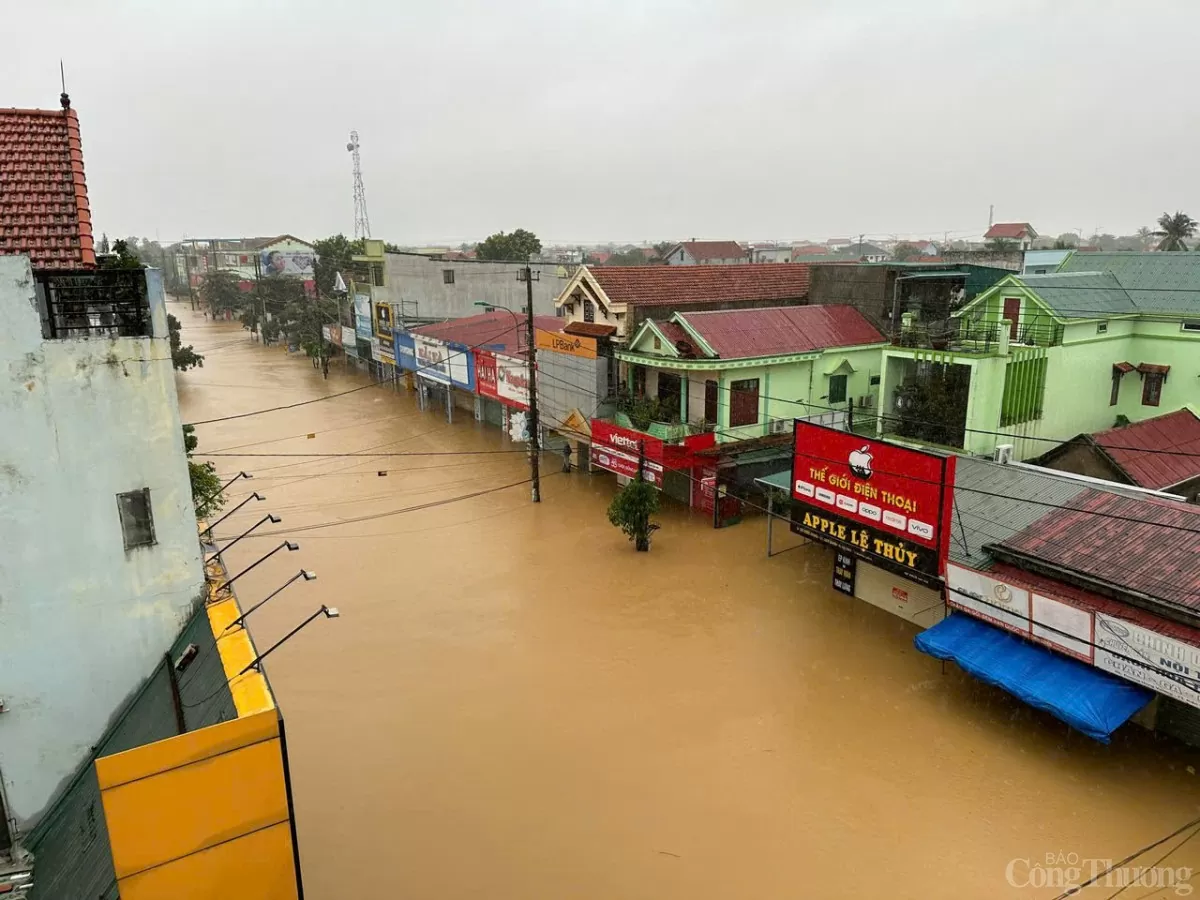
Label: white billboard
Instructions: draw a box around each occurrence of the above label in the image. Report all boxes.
[260,249,314,278]
[496,353,530,407]
[414,334,451,384]
[946,564,1030,635]
[1095,614,1200,709]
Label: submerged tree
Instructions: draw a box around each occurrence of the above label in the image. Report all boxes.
[607,462,661,552]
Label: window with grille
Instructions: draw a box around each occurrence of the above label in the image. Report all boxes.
[1142,373,1164,407]
[442,269,455,285]
[828,374,848,404]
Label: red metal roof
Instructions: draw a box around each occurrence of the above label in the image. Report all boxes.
[589,263,810,308]
[677,304,885,359]
[999,489,1200,611]
[983,222,1034,240]
[649,320,698,355]
[0,104,95,268]
[410,311,563,355]
[674,240,746,262]
[1092,408,1200,490]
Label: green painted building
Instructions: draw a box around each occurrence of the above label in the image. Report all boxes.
[611,305,888,442]
[876,252,1200,460]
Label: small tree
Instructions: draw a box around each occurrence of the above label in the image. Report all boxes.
[183,425,225,520]
[200,270,245,318]
[983,238,1017,253]
[167,313,204,371]
[607,453,661,551]
[891,242,921,261]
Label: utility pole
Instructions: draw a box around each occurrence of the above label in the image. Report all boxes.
[523,264,541,503]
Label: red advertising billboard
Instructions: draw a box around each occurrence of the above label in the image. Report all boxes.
[790,422,956,586]
[590,420,665,485]
[475,350,499,401]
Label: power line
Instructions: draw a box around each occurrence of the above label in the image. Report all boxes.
[1048,815,1200,900]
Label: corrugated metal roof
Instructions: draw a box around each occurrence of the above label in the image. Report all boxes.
[1092,408,1200,490]
[949,457,1092,569]
[1016,271,1136,318]
[1000,489,1200,611]
[1057,251,1200,315]
[411,311,563,354]
[589,263,811,307]
[678,304,885,359]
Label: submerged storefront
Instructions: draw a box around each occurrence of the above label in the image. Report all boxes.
[589,419,717,511]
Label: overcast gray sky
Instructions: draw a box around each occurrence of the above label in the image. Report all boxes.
[5,1,1197,246]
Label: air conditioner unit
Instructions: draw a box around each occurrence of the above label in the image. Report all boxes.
[857,394,875,408]
[768,418,793,435]
[994,444,1014,465]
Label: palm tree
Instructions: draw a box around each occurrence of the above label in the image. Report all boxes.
[1153,211,1197,251]
[1135,226,1154,249]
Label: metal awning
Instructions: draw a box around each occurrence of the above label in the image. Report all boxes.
[755,470,791,492]
[914,613,1151,742]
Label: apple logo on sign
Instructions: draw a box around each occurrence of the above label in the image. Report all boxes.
[848,446,874,479]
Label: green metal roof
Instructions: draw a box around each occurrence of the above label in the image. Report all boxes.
[1057,251,1200,315]
[755,469,791,491]
[1017,271,1136,319]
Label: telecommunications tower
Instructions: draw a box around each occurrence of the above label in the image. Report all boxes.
[347,130,371,240]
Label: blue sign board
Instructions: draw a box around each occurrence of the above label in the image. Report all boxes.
[394,330,416,371]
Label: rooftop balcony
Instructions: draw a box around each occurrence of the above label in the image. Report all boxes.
[34,268,152,340]
[892,316,1063,354]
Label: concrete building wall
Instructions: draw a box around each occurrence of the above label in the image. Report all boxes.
[0,258,204,829]
[537,350,608,434]
[382,253,570,321]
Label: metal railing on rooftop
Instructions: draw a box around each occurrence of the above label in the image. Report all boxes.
[892,317,1063,352]
[35,269,152,340]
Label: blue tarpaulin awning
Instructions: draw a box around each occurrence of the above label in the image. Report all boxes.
[914,613,1151,743]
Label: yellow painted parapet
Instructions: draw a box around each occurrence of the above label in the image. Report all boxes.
[92,523,301,900]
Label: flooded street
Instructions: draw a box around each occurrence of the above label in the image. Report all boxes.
[176,303,1200,899]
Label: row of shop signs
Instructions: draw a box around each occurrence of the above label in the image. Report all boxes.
[779,421,1200,711]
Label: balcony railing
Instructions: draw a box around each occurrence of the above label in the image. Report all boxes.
[893,317,1063,352]
[612,411,711,442]
[35,269,152,339]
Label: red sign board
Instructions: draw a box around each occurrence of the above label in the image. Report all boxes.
[475,350,499,401]
[590,420,665,485]
[790,422,955,585]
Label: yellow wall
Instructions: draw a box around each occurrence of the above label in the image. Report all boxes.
[96,709,298,900]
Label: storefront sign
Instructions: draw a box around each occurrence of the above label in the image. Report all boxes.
[590,420,664,485]
[373,301,393,342]
[497,354,530,408]
[536,329,596,359]
[393,331,415,370]
[370,337,395,366]
[354,293,372,340]
[790,423,955,585]
[329,325,343,347]
[475,350,499,400]
[1095,615,1200,709]
[445,342,474,390]
[342,325,359,357]
[946,564,1032,635]
[321,325,333,343]
[414,334,451,384]
[833,550,856,596]
[892,586,908,603]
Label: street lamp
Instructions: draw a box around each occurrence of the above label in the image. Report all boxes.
[206,514,281,563]
[221,569,316,633]
[211,540,300,596]
[202,492,265,541]
[236,605,340,676]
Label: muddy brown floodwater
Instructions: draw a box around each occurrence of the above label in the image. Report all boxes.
[175,303,1200,899]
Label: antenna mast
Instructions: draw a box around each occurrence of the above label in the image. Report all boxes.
[347,130,371,240]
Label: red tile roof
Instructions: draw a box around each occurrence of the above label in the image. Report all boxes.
[984,222,1035,240]
[674,240,746,262]
[411,311,563,355]
[677,304,886,359]
[0,104,95,268]
[588,250,612,264]
[589,263,811,308]
[563,321,616,338]
[999,489,1200,612]
[1092,408,1200,490]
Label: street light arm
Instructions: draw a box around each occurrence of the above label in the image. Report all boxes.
[222,569,316,632]
[236,605,339,676]
[212,540,300,596]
